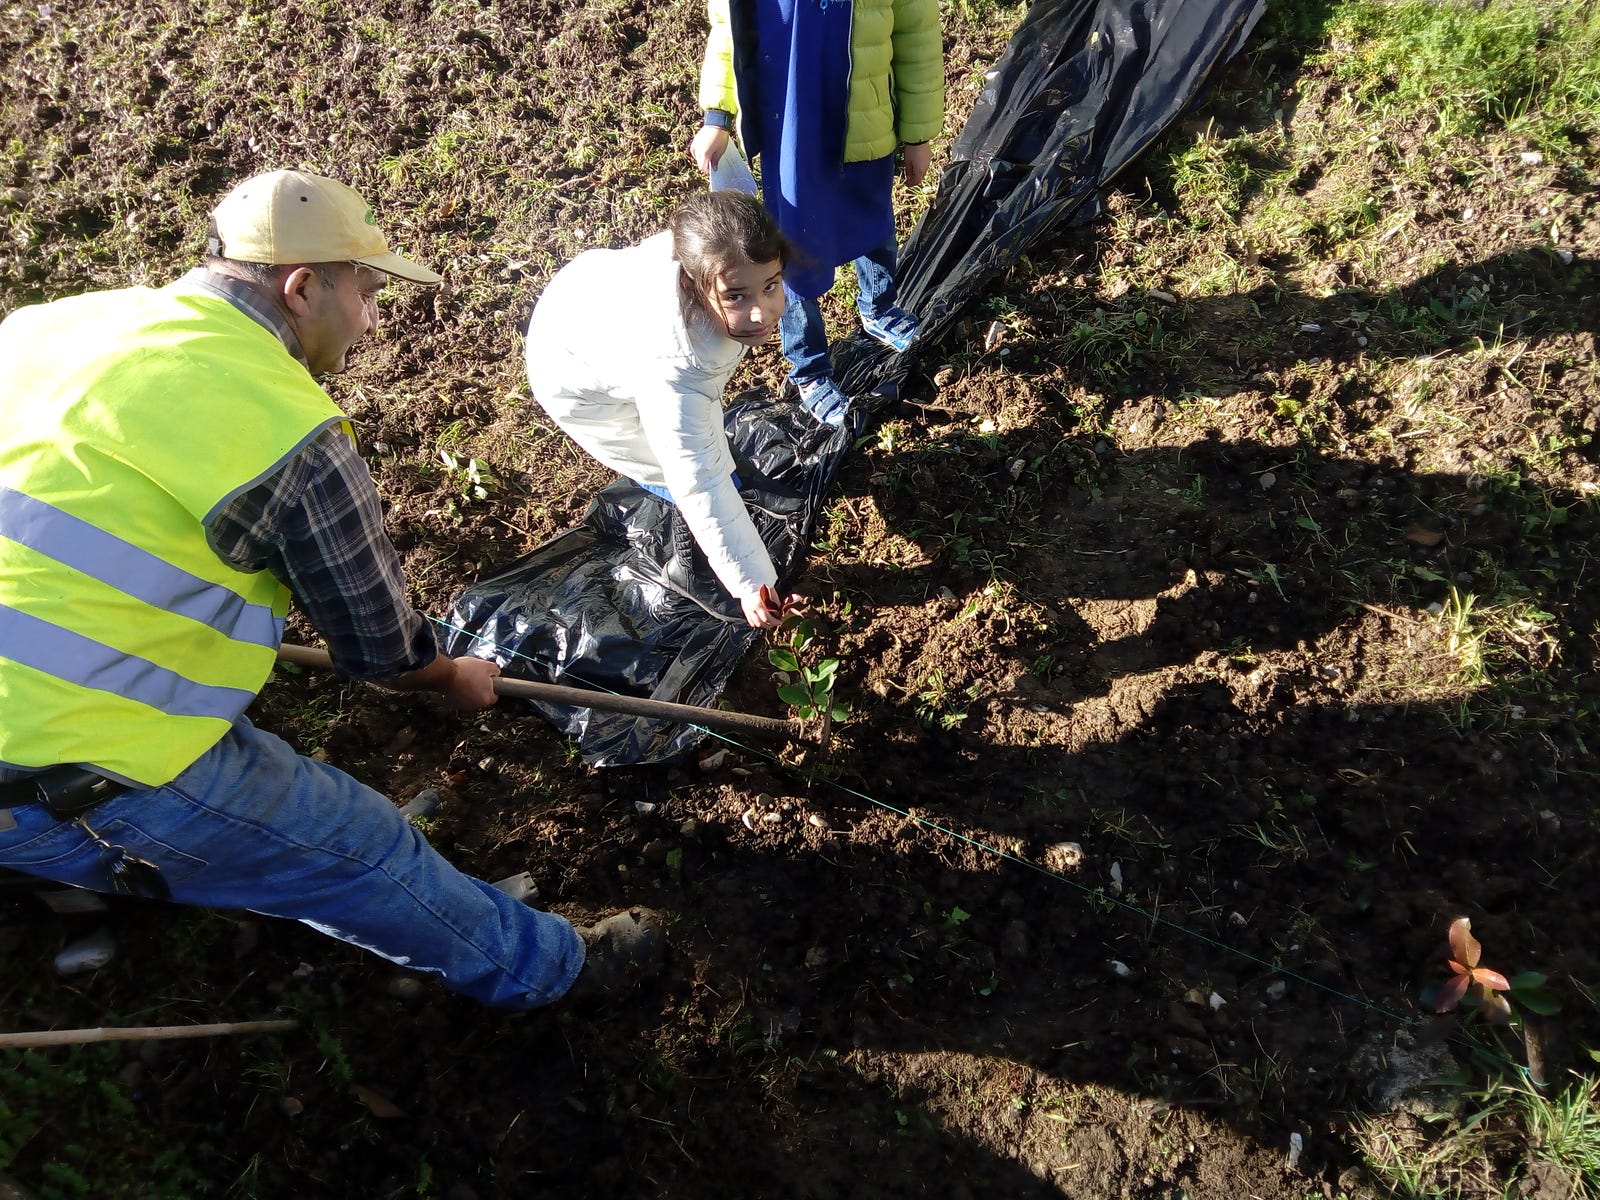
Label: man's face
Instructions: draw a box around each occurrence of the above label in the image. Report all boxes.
[289,263,385,375]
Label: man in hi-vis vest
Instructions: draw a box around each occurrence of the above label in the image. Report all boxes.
[0,170,659,1008]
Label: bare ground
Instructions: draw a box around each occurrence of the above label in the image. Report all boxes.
[2,1,1598,1198]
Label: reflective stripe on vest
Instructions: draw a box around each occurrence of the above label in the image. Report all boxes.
[0,604,261,721]
[0,485,282,649]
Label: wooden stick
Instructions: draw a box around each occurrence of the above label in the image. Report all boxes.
[0,1018,298,1049]
[276,643,808,743]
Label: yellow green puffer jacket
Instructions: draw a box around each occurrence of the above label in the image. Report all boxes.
[697,0,945,163]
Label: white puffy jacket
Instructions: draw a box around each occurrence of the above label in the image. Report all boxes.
[525,232,778,598]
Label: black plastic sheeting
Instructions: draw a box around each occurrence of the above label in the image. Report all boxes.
[443,397,862,765]
[445,0,1264,765]
[838,0,1265,395]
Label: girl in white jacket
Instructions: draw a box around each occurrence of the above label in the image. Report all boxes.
[526,191,801,629]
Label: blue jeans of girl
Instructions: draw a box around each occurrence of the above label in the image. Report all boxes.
[0,719,584,1008]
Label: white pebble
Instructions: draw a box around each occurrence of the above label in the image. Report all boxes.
[54,927,116,975]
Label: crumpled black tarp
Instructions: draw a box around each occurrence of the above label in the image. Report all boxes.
[443,396,861,765]
[445,0,1264,765]
[838,0,1265,395]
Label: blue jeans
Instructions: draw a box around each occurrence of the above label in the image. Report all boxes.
[0,720,584,1009]
[632,472,742,504]
[779,239,899,387]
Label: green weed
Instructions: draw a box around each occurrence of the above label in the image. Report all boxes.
[1323,0,1600,151]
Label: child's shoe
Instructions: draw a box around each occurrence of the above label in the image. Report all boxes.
[860,306,920,353]
[795,376,851,427]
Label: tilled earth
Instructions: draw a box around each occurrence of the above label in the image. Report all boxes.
[2,1,1598,1198]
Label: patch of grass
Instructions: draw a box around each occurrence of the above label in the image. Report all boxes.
[1356,1098,1512,1199]
[1358,1074,1600,1200]
[1519,1075,1600,1193]
[0,1046,224,1199]
[1437,586,1559,692]
[1322,0,1600,152]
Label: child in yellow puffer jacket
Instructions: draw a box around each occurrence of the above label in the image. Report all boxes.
[688,0,945,427]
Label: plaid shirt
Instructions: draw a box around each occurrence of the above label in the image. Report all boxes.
[186,269,436,681]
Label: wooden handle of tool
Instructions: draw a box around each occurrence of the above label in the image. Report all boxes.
[0,1019,299,1049]
[275,643,806,742]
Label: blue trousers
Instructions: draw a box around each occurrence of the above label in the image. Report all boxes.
[779,239,900,387]
[0,720,585,1008]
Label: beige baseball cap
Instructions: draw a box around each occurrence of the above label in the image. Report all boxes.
[209,169,443,285]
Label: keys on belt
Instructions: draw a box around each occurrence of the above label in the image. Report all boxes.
[0,766,168,899]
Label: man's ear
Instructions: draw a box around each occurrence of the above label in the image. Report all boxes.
[279,266,321,317]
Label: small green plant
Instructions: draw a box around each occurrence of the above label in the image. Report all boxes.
[767,615,848,723]
[438,448,495,506]
[1434,916,1514,1023]
[912,668,976,730]
[1429,917,1560,1025]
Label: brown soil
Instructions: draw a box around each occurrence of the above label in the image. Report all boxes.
[2,2,1597,1199]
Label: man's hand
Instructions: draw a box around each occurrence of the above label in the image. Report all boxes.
[441,655,501,710]
[902,141,932,188]
[691,125,730,173]
[383,652,501,709]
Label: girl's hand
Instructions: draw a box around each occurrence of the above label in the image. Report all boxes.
[902,141,932,188]
[691,126,730,173]
[740,589,782,629]
[742,585,806,628]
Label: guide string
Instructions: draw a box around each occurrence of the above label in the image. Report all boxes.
[429,616,1420,1027]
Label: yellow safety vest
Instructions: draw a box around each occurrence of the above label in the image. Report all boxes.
[0,281,347,787]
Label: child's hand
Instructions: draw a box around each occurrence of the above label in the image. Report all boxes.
[741,588,781,629]
[903,141,932,188]
[691,126,730,173]
[742,585,806,629]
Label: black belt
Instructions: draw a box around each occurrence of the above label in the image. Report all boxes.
[0,766,130,820]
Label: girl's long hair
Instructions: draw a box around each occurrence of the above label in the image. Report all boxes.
[671,191,791,335]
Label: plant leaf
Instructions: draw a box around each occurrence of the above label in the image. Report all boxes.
[777,684,812,707]
[1507,971,1547,990]
[1514,988,1563,1016]
[350,1083,407,1119]
[1435,972,1471,1013]
[768,647,799,671]
[1447,917,1481,969]
[1470,966,1510,992]
[1479,987,1513,1024]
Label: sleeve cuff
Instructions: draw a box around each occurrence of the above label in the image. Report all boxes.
[702,109,733,130]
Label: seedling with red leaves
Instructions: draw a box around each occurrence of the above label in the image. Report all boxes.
[1436,917,1513,1024]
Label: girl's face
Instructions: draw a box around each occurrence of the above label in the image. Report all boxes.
[708,258,784,344]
